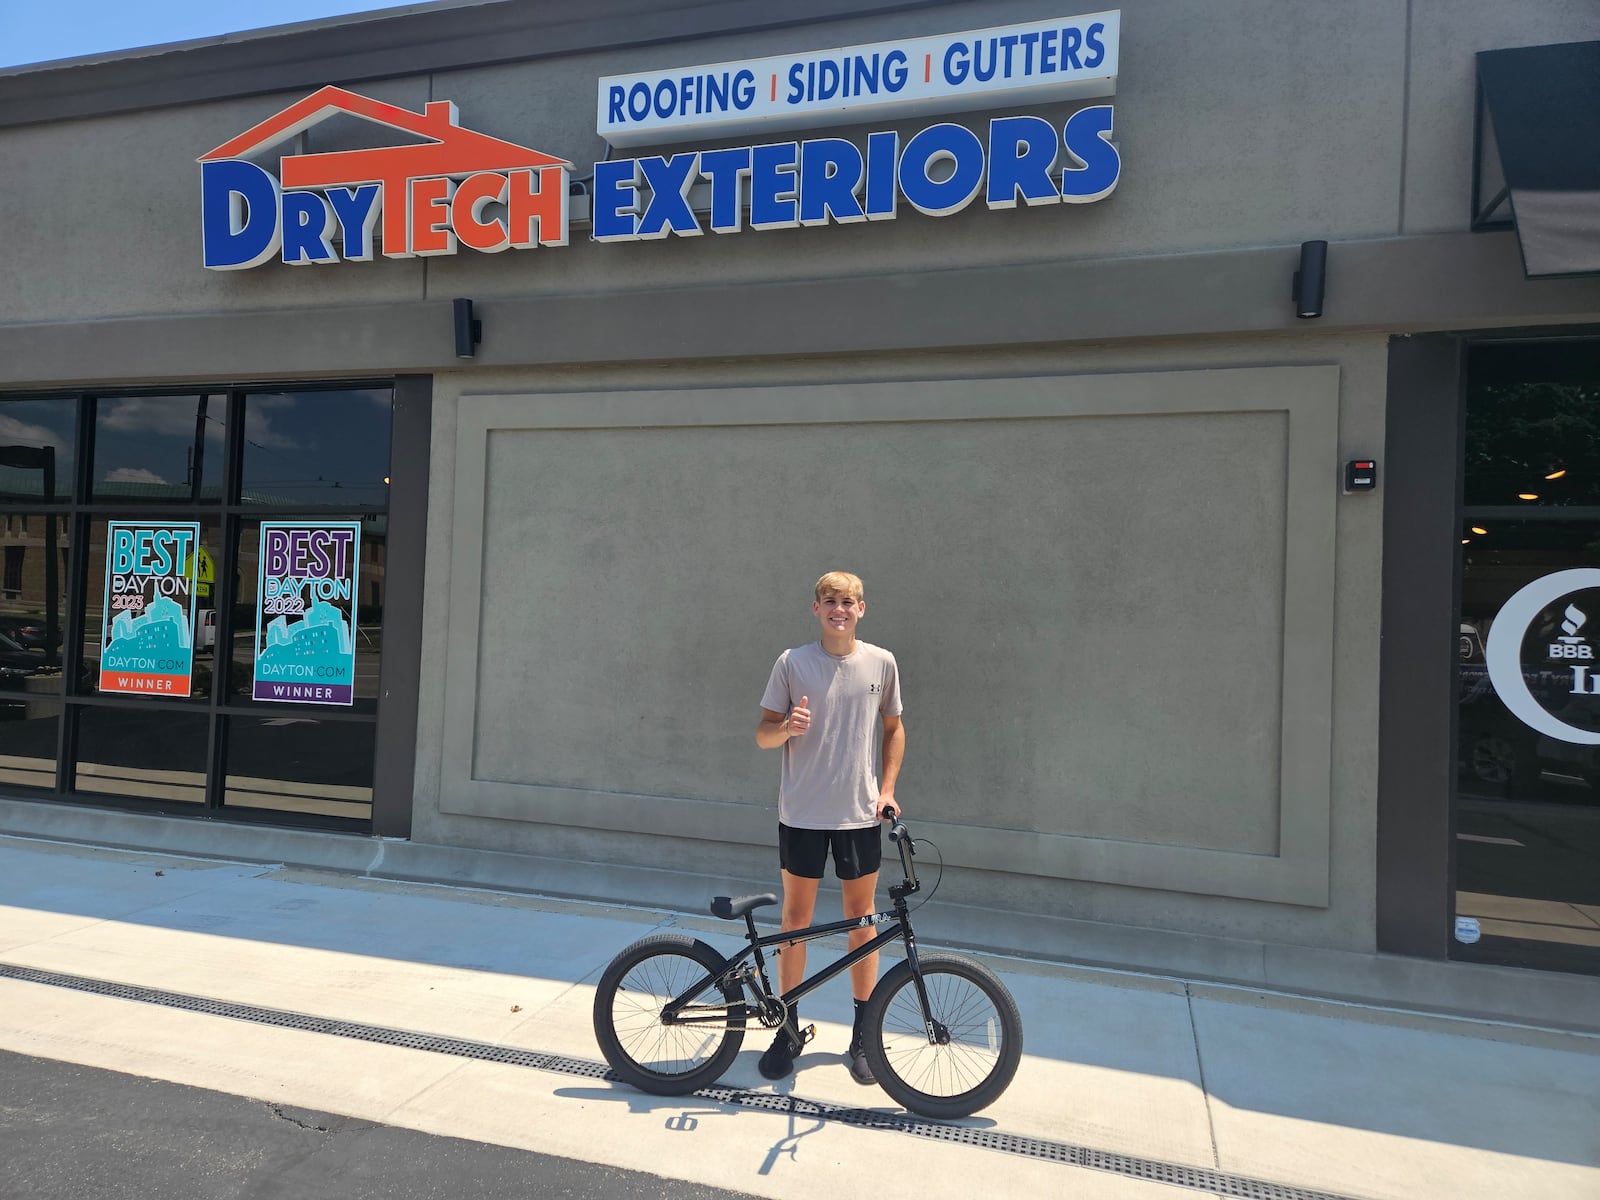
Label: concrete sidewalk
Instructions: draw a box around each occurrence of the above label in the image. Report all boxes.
[0,833,1596,1200]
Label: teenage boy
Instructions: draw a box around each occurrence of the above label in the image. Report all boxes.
[755,570,905,1085]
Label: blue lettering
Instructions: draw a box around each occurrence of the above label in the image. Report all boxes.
[987,116,1060,209]
[817,59,841,101]
[733,68,756,110]
[325,185,380,261]
[698,146,751,234]
[653,79,675,119]
[705,72,728,112]
[897,124,985,218]
[636,153,703,238]
[864,131,899,220]
[1018,31,1040,73]
[1060,105,1120,202]
[1041,29,1059,73]
[1084,22,1107,70]
[999,34,1019,77]
[786,63,805,104]
[798,138,865,226]
[592,159,643,241]
[677,75,696,117]
[749,142,800,230]
[943,42,970,86]
[607,85,625,123]
[884,50,908,92]
[1061,27,1083,70]
[200,159,281,270]
[281,190,337,265]
[973,39,997,83]
[627,83,651,121]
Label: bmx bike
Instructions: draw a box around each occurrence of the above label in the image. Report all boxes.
[592,808,1022,1118]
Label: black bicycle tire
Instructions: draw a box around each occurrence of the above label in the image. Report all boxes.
[862,952,1022,1118]
[592,933,746,1095]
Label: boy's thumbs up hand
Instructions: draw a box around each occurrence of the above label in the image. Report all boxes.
[786,695,811,736]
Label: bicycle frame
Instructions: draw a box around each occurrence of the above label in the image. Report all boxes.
[663,819,944,1043]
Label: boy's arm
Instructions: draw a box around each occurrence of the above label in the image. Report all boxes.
[755,697,810,748]
[877,714,905,815]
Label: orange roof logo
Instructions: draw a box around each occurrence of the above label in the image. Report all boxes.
[199,86,572,270]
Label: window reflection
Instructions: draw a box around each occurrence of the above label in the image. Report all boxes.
[0,399,75,501]
[0,511,71,682]
[92,395,225,502]
[224,716,373,820]
[1464,341,1600,507]
[241,389,392,507]
[74,707,206,804]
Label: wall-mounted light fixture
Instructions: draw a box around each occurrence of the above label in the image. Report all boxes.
[1292,240,1328,319]
[453,297,482,359]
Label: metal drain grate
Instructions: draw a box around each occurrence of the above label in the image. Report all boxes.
[1,961,1359,1200]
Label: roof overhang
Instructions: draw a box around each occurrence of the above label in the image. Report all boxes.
[1473,39,1600,279]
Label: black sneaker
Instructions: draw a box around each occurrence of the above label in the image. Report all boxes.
[847,1036,875,1085]
[758,1030,800,1080]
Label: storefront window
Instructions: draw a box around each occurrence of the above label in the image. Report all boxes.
[1455,341,1600,977]
[91,395,225,503]
[0,382,395,832]
[0,398,75,501]
[74,707,207,804]
[224,716,374,820]
[241,390,391,507]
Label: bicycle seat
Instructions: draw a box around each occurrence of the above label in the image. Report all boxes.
[710,893,778,920]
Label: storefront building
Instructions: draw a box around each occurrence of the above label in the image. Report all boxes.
[1,1,1597,1028]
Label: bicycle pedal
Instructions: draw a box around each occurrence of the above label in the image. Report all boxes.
[797,1023,816,1046]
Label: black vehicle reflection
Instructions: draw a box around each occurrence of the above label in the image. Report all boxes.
[0,631,92,719]
[1458,622,1600,801]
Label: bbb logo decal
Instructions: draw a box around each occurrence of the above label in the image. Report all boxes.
[1485,569,1600,745]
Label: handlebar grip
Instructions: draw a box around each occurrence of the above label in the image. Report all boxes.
[880,804,899,821]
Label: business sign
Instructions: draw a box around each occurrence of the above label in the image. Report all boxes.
[198,87,572,269]
[1485,569,1600,745]
[253,522,361,705]
[199,11,1122,269]
[99,522,201,696]
[597,11,1119,146]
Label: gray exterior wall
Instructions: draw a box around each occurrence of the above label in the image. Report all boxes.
[2,1,1599,993]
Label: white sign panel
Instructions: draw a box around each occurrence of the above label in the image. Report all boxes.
[597,11,1121,147]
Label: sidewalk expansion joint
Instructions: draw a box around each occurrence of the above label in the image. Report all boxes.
[2,960,1363,1200]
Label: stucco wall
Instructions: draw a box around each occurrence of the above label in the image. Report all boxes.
[412,330,1387,953]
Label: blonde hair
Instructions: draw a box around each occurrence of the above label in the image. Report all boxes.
[815,571,864,600]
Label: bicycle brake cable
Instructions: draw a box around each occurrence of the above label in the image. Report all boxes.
[905,835,943,911]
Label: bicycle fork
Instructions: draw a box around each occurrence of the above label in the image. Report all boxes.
[899,928,951,1046]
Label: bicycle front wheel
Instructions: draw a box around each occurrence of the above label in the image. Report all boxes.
[863,952,1022,1118]
[593,933,745,1095]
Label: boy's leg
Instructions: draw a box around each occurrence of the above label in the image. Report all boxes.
[778,869,821,994]
[760,867,821,1081]
[839,872,881,1000]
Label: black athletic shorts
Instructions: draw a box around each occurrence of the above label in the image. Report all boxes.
[778,821,882,881]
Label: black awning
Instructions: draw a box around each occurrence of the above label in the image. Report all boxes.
[1475,40,1600,279]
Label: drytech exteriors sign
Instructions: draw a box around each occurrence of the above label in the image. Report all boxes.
[198,10,1122,269]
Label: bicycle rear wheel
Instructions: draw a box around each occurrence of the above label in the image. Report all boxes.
[593,933,745,1095]
[863,952,1022,1118]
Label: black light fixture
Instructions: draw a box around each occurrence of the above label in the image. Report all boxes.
[453,297,482,358]
[1292,240,1327,319]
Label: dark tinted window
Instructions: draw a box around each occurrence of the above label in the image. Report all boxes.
[1465,341,1600,508]
[241,389,392,507]
[92,396,225,503]
[0,398,75,501]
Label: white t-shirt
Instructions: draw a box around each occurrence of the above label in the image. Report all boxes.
[760,640,902,829]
